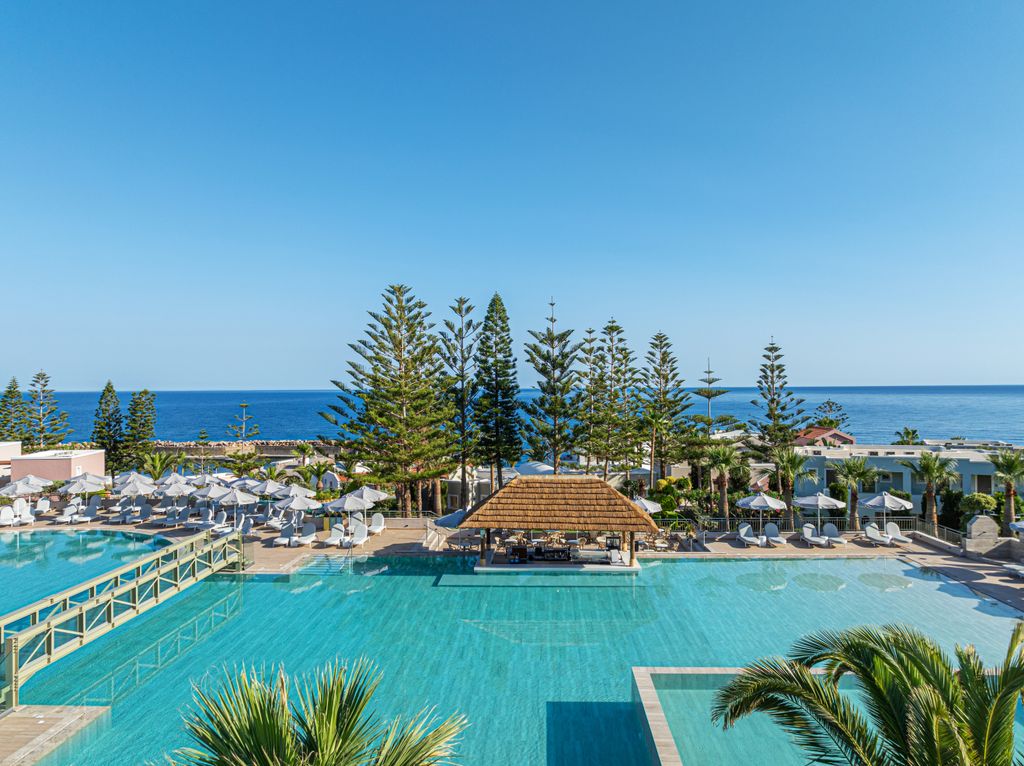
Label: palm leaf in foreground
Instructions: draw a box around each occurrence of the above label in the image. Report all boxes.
[167,659,467,766]
[712,622,1024,766]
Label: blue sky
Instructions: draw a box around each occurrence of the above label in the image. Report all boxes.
[2,1,1022,390]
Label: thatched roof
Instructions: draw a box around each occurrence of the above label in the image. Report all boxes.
[458,475,659,533]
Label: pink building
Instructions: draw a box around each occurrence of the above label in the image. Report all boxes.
[10,449,106,483]
[0,441,22,477]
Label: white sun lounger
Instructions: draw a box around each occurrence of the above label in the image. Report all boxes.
[822,523,847,546]
[273,523,295,547]
[864,523,893,547]
[126,505,152,524]
[885,522,912,545]
[367,512,385,535]
[1003,563,1024,579]
[33,497,50,516]
[292,522,317,547]
[324,524,348,547]
[200,511,227,531]
[343,521,368,549]
[0,507,17,527]
[737,523,762,548]
[801,524,831,548]
[186,508,213,530]
[763,522,786,547]
[71,506,100,524]
[16,504,35,526]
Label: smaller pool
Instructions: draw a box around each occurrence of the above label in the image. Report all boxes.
[0,529,169,615]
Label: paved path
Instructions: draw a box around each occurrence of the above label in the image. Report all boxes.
[0,706,108,766]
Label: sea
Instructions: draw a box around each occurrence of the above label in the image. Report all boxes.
[49,386,1024,445]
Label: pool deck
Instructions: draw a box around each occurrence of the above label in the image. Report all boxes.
[0,705,108,766]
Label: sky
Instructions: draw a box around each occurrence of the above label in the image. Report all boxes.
[2,1,1022,391]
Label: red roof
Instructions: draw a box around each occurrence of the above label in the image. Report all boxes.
[795,427,855,446]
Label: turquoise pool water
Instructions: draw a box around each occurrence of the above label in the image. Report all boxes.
[24,556,1023,766]
[0,529,169,615]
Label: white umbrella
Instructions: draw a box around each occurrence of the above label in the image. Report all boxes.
[194,483,231,502]
[18,474,55,489]
[435,508,467,528]
[61,476,106,508]
[160,482,194,511]
[73,473,108,487]
[1,476,52,497]
[859,491,913,528]
[189,473,226,487]
[115,470,151,485]
[232,477,262,491]
[634,497,663,514]
[118,477,156,498]
[274,495,322,512]
[219,488,258,506]
[323,495,373,513]
[345,486,389,503]
[794,492,847,531]
[250,479,286,496]
[736,492,788,532]
[159,472,189,487]
[275,484,315,499]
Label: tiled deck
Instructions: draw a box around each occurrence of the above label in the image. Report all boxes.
[0,706,108,766]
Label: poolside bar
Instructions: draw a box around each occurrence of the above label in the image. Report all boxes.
[458,475,659,569]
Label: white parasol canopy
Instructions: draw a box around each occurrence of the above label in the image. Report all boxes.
[1,476,53,497]
[323,495,373,513]
[274,484,315,499]
[794,492,847,529]
[193,483,231,502]
[218,488,258,506]
[859,491,914,527]
[118,477,157,498]
[634,497,663,514]
[736,492,788,531]
[159,472,189,487]
[344,486,389,503]
[274,495,322,512]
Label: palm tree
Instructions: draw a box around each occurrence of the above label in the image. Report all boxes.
[991,450,1024,535]
[830,457,879,532]
[706,445,743,526]
[713,622,1024,766]
[771,447,816,529]
[225,451,264,478]
[899,451,959,535]
[892,426,922,445]
[308,462,332,492]
[292,465,315,490]
[168,659,466,766]
[262,464,286,482]
[170,451,193,476]
[141,451,174,480]
[292,442,315,467]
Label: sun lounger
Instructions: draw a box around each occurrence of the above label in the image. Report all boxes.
[54,503,79,524]
[864,523,893,547]
[608,548,625,565]
[324,524,348,547]
[343,521,368,549]
[737,523,763,548]
[822,523,847,546]
[186,508,214,530]
[292,522,317,546]
[1003,563,1024,579]
[801,524,831,548]
[71,506,100,524]
[157,509,184,528]
[764,522,786,547]
[16,504,35,526]
[126,506,152,524]
[200,511,227,531]
[885,522,912,545]
[273,523,295,547]
[367,512,385,535]
[0,507,16,527]
[33,498,50,517]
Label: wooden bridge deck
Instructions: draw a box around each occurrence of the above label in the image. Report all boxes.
[0,705,108,766]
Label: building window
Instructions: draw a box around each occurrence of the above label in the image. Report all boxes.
[976,475,993,494]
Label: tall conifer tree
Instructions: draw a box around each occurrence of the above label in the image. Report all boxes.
[321,285,454,513]
[0,377,30,444]
[641,333,691,482]
[439,297,480,508]
[593,319,640,479]
[26,370,70,449]
[749,338,807,452]
[92,381,126,479]
[522,301,580,473]
[126,389,157,463]
[472,293,522,489]
[574,328,604,474]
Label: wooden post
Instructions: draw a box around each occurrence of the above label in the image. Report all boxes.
[4,636,19,707]
[479,528,487,564]
[627,532,634,567]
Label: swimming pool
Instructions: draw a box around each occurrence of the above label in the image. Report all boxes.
[24,555,1022,766]
[0,529,169,615]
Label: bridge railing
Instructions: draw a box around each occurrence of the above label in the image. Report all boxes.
[1,530,244,708]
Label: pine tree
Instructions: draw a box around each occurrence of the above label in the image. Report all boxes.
[196,428,211,474]
[227,402,260,441]
[26,370,70,449]
[92,381,126,478]
[472,293,522,490]
[641,333,691,482]
[749,338,807,453]
[321,285,454,514]
[522,301,580,473]
[692,359,732,432]
[686,359,742,489]
[0,377,30,444]
[126,389,157,463]
[593,319,640,479]
[574,328,605,474]
[812,399,849,432]
[439,296,480,508]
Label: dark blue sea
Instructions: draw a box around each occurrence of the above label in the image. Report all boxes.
[50,386,1024,445]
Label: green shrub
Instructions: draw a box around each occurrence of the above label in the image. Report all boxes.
[961,492,997,515]
[939,488,964,528]
[827,483,849,503]
[889,488,912,501]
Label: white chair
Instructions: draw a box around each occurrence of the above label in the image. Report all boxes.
[33,497,51,517]
[200,511,227,531]
[273,523,295,547]
[15,504,35,526]
[126,505,152,524]
[864,523,893,547]
[763,522,786,547]
[885,522,912,545]
[822,523,847,546]
[71,506,100,524]
[157,508,184,528]
[324,524,348,547]
[801,524,830,548]
[186,508,214,530]
[737,523,762,548]
[343,521,368,549]
[292,522,317,547]
[0,507,17,527]
[55,503,80,524]
[368,513,385,535]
